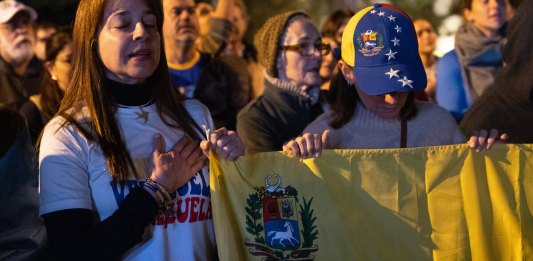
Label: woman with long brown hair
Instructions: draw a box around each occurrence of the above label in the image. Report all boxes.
[38,0,243,259]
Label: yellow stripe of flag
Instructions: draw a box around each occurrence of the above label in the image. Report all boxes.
[210,144,533,260]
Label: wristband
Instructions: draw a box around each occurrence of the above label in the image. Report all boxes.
[142,181,166,206]
[142,179,176,228]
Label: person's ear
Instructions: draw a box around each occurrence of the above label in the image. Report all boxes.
[44,61,55,77]
[338,60,355,85]
[463,8,474,22]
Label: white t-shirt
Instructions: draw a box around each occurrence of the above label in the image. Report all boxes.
[39,99,216,260]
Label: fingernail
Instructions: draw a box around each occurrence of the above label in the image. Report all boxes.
[476,146,481,152]
[315,152,320,158]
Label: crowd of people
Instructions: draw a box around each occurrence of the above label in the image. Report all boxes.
[0,0,532,259]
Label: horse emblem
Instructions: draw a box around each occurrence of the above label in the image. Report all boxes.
[357,29,384,56]
[268,221,299,247]
[263,195,300,250]
[244,174,319,260]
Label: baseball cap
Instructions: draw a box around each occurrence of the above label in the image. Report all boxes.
[341,3,426,95]
[0,0,37,24]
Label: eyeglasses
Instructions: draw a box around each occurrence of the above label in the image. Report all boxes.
[280,42,331,56]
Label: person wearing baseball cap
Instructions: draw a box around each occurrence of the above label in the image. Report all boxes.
[0,0,37,24]
[0,0,42,110]
[0,4,46,261]
[283,4,506,157]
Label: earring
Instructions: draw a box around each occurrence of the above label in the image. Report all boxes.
[51,75,58,81]
[345,77,354,86]
[91,39,97,53]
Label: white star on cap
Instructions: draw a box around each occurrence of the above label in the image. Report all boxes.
[385,68,400,79]
[370,10,377,14]
[391,37,400,46]
[378,11,385,16]
[398,76,414,88]
[385,49,397,60]
[394,25,402,33]
[388,15,396,21]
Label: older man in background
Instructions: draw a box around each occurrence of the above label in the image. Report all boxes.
[162,0,247,130]
[0,0,42,110]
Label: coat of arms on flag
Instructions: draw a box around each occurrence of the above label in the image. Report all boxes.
[244,174,319,260]
[356,29,384,56]
[211,145,533,260]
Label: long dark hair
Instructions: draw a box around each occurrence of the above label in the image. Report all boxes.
[327,64,417,129]
[40,27,71,123]
[56,0,201,180]
[321,9,355,43]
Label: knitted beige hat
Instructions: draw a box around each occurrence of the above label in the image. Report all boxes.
[254,11,309,78]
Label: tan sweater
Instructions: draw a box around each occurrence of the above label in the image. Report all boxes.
[304,101,465,149]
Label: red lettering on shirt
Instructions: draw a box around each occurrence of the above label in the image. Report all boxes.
[153,196,212,226]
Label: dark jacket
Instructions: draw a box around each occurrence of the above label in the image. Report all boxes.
[19,99,43,145]
[0,107,47,260]
[192,54,247,130]
[0,57,43,110]
[237,80,323,154]
[460,0,533,143]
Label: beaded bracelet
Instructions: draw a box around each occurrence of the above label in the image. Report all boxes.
[143,179,176,228]
[142,180,166,205]
[149,179,172,201]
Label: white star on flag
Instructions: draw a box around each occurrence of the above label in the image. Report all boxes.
[398,76,414,88]
[385,49,397,60]
[394,25,402,33]
[378,11,385,16]
[385,68,400,79]
[370,10,377,14]
[388,15,396,21]
[391,37,400,46]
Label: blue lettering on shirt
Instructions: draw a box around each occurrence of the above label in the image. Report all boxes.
[110,180,141,205]
[178,169,209,197]
[110,169,209,205]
